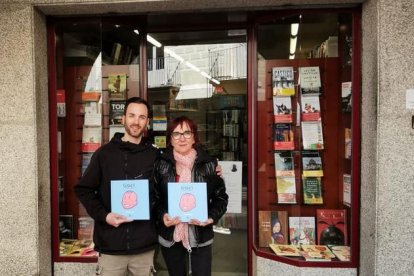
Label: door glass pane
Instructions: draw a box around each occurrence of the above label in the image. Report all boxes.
[53,20,140,259]
[146,30,248,275]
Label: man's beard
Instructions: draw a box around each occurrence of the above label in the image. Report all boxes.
[125,124,144,139]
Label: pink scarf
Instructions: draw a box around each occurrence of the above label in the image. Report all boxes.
[173,148,197,250]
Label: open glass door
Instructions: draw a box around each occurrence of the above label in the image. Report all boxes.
[146,29,248,276]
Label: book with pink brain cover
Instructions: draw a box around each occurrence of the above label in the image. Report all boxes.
[168,182,208,222]
[110,179,150,220]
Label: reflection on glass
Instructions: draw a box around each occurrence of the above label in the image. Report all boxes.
[147,30,248,275]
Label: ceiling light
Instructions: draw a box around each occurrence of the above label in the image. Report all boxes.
[185,61,200,72]
[291,23,299,37]
[290,37,297,54]
[146,34,162,48]
[164,48,184,62]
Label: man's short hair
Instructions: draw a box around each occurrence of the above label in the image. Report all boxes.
[124,97,150,116]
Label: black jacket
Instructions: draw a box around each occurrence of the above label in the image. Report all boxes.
[154,145,228,245]
[74,133,159,255]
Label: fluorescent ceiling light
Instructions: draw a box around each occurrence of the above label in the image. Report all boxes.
[289,54,295,60]
[290,37,297,55]
[291,23,299,37]
[134,29,139,35]
[146,34,162,48]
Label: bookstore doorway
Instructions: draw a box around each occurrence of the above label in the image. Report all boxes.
[146,29,248,276]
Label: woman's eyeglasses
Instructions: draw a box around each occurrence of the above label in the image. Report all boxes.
[171,131,193,140]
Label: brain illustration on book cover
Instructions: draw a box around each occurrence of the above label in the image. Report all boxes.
[179,193,196,212]
[121,190,138,209]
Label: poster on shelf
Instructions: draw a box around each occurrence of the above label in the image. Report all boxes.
[218,161,242,213]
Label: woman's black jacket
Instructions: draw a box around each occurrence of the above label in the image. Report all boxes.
[153,146,228,245]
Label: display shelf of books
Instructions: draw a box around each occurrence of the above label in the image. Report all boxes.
[56,64,137,261]
[255,57,358,268]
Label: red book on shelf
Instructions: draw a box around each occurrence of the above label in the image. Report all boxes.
[316,209,347,246]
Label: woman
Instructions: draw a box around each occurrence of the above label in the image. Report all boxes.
[154,116,228,276]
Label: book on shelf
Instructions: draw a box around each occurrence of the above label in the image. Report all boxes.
[316,209,348,246]
[81,126,102,152]
[59,239,97,257]
[109,125,124,140]
[57,89,66,117]
[78,216,94,242]
[301,121,324,150]
[302,176,323,204]
[272,67,295,96]
[288,216,316,245]
[258,211,288,247]
[108,73,127,100]
[345,128,352,159]
[274,151,295,177]
[300,245,335,261]
[300,95,321,121]
[273,124,295,150]
[152,104,168,131]
[154,136,167,148]
[81,91,101,102]
[302,151,323,177]
[109,100,125,125]
[299,66,321,95]
[59,215,74,240]
[168,182,208,223]
[329,245,351,261]
[111,179,150,220]
[341,81,352,112]
[84,101,102,126]
[343,174,352,206]
[81,153,93,176]
[269,244,301,257]
[273,96,293,123]
[276,176,297,204]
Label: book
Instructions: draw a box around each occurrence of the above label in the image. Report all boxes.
[343,174,351,206]
[258,211,288,247]
[152,104,168,131]
[81,91,101,102]
[341,81,352,112]
[302,177,323,204]
[168,182,208,222]
[57,89,66,117]
[109,125,124,139]
[269,244,301,257]
[274,151,295,177]
[302,151,323,177]
[78,216,94,242]
[109,100,125,125]
[272,67,295,96]
[81,153,93,176]
[329,245,351,261]
[288,216,316,245]
[273,96,293,123]
[300,95,321,121]
[273,124,294,150]
[345,128,352,159]
[276,176,296,204]
[108,73,127,100]
[316,209,348,246]
[83,101,102,126]
[81,126,102,152]
[154,136,167,148]
[299,66,321,95]
[110,179,150,220]
[300,245,335,261]
[301,121,324,150]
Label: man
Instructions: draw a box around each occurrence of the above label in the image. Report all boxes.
[75,97,158,276]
